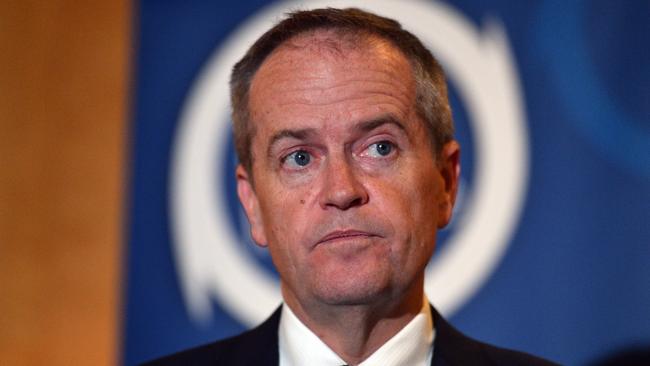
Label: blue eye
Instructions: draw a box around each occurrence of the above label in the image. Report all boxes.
[285,150,311,167]
[369,141,393,157]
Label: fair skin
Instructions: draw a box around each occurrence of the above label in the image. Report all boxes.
[237,31,460,365]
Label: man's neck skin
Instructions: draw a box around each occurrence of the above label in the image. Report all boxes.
[281,276,425,365]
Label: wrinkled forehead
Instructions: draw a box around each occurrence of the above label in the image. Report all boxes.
[249,35,416,123]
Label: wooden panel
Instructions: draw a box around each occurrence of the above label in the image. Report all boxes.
[0,1,129,365]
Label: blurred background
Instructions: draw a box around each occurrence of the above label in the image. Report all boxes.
[0,1,127,365]
[1,1,648,366]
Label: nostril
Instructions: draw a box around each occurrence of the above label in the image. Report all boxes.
[346,197,363,209]
[322,183,368,210]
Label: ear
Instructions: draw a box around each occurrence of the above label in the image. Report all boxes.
[236,165,268,247]
[436,140,461,228]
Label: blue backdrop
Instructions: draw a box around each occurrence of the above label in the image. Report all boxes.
[124,1,650,365]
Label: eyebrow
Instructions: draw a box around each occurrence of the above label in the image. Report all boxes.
[267,127,318,157]
[266,114,408,157]
[354,114,407,135]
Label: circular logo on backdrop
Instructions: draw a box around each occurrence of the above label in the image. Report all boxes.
[171,0,529,326]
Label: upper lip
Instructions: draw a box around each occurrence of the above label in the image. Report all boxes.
[317,230,377,245]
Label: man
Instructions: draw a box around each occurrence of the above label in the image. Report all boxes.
[145,8,556,366]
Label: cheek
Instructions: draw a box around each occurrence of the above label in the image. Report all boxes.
[413,175,441,231]
[262,188,322,280]
[411,176,442,258]
[366,179,414,236]
[371,169,440,240]
[258,185,316,244]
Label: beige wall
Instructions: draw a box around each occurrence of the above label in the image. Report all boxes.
[0,1,129,365]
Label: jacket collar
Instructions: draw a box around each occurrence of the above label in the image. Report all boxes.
[430,305,490,365]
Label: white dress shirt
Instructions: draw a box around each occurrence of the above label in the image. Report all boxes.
[279,297,435,366]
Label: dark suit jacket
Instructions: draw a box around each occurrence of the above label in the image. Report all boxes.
[143,305,558,365]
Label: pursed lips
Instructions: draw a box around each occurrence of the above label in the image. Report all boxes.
[316,230,380,246]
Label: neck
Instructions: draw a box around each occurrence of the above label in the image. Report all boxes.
[282,279,425,365]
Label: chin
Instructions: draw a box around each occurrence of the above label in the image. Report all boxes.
[311,276,393,306]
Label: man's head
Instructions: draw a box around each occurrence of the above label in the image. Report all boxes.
[232,8,460,311]
[231,7,454,177]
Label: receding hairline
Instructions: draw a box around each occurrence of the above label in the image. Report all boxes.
[249,29,415,96]
[270,26,387,51]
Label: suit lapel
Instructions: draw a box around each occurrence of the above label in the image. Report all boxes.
[228,306,281,365]
[430,305,488,365]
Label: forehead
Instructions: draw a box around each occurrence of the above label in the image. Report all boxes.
[248,31,417,127]
[253,30,412,83]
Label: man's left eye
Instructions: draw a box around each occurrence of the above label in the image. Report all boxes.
[367,141,394,157]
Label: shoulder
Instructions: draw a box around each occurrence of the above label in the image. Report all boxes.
[431,306,559,366]
[140,307,281,366]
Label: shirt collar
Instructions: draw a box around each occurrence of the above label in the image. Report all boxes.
[278,297,434,366]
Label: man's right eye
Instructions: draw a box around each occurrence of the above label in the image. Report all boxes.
[283,150,311,168]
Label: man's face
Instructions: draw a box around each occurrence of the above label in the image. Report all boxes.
[237,33,459,309]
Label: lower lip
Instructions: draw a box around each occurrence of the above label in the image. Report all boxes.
[318,234,376,245]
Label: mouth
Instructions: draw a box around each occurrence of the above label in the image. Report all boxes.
[316,230,379,245]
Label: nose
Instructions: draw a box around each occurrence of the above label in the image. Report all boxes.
[318,155,369,210]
